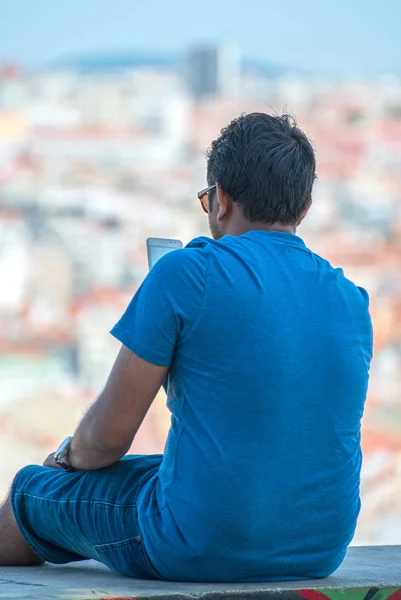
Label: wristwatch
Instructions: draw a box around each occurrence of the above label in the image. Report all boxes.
[54,436,75,472]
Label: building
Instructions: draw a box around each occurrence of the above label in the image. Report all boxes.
[184,44,240,99]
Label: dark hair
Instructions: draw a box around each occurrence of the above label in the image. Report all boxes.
[206,113,316,224]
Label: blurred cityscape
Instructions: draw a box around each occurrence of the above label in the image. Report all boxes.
[0,44,400,544]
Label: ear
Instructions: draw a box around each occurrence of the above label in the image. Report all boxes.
[297,198,313,226]
[216,184,232,221]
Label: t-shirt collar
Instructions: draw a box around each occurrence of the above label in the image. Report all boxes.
[242,229,306,248]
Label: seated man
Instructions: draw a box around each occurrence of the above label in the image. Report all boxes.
[0,113,372,583]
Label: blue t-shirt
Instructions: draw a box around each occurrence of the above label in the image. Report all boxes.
[111,231,373,583]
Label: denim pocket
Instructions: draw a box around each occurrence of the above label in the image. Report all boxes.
[94,536,162,579]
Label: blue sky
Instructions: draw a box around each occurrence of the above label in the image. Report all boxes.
[1,0,400,76]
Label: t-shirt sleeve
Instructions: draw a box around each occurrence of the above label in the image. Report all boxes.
[110,248,207,367]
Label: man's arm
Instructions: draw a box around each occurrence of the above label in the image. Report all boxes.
[45,345,168,471]
[44,248,206,471]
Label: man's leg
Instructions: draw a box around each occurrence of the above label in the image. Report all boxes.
[0,491,44,566]
[3,456,163,576]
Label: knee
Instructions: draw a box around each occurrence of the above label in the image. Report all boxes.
[0,491,13,513]
[0,486,45,566]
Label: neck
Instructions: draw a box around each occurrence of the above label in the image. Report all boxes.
[224,219,296,237]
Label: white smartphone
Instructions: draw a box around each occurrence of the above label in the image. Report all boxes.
[146,237,183,269]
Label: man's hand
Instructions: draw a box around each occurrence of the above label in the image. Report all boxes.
[43,453,63,469]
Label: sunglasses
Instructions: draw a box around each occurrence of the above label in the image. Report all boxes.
[197,184,216,214]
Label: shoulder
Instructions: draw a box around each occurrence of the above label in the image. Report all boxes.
[306,246,371,307]
[332,267,371,306]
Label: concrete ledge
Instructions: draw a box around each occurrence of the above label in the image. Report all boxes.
[0,546,400,600]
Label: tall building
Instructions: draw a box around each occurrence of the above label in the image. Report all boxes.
[185,44,240,99]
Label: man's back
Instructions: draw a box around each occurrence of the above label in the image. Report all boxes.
[112,230,373,582]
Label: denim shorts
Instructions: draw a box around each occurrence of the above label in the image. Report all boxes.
[11,454,163,579]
